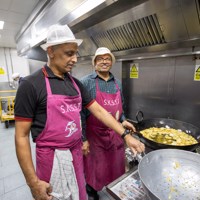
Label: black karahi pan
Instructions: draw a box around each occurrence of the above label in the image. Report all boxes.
[131,111,200,151]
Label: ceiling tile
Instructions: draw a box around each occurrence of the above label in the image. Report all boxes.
[0,0,12,10]
[10,0,39,15]
[0,0,40,48]
[3,22,21,32]
[0,10,26,24]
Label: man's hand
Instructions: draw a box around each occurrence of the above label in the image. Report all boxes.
[30,179,52,200]
[122,120,136,132]
[82,140,90,156]
[124,134,145,156]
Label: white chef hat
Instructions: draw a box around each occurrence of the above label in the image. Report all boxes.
[40,24,83,51]
[12,73,20,80]
[92,47,115,66]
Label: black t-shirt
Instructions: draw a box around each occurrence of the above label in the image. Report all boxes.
[14,65,93,142]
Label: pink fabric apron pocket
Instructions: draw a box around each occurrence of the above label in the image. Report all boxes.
[36,147,54,182]
[90,127,115,150]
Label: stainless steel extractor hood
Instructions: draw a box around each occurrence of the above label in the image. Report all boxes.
[16,0,200,62]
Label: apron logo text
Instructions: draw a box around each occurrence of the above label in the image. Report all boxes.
[60,103,81,113]
[103,99,119,106]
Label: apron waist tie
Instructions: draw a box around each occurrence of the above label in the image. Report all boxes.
[49,149,79,200]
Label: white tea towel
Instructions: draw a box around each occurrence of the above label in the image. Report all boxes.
[49,149,79,200]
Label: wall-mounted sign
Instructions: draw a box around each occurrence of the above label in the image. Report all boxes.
[130,63,139,79]
[194,59,200,81]
[0,67,5,75]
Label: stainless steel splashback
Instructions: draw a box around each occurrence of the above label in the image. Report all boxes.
[122,55,200,128]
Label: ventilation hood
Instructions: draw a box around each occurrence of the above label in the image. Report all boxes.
[16,0,200,62]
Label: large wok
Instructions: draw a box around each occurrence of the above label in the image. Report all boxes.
[138,149,200,200]
[132,111,200,151]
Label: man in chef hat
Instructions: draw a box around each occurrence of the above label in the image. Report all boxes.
[11,72,23,88]
[12,72,20,81]
[14,24,145,200]
[81,47,136,199]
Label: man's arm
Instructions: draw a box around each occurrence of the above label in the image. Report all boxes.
[80,108,90,156]
[87,101,145,155]
[15,121,52,200]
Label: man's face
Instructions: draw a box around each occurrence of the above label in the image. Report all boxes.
[14,77,19,81]
[48,43,78,74]
[95,54,112,73]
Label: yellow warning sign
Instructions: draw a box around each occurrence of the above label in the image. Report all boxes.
[0,67,5,75]
[130,63,139,78]
[194,65,200,81]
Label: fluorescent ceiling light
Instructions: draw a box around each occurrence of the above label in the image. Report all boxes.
[69,0,105,22]
[0,21,4,29]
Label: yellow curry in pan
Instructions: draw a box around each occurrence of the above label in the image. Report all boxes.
[140,127,198,146]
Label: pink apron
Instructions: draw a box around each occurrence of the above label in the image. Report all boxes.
[35,69,87,200]
[84,78,125,191]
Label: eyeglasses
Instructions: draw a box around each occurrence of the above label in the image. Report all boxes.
[96,57,112,62]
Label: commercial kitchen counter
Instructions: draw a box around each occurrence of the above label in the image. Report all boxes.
[106,164,150,200]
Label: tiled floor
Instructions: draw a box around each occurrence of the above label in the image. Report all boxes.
[0,121,114,200]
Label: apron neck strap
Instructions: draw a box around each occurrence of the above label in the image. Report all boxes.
[42,67,52,95]
[68,73,81,96]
